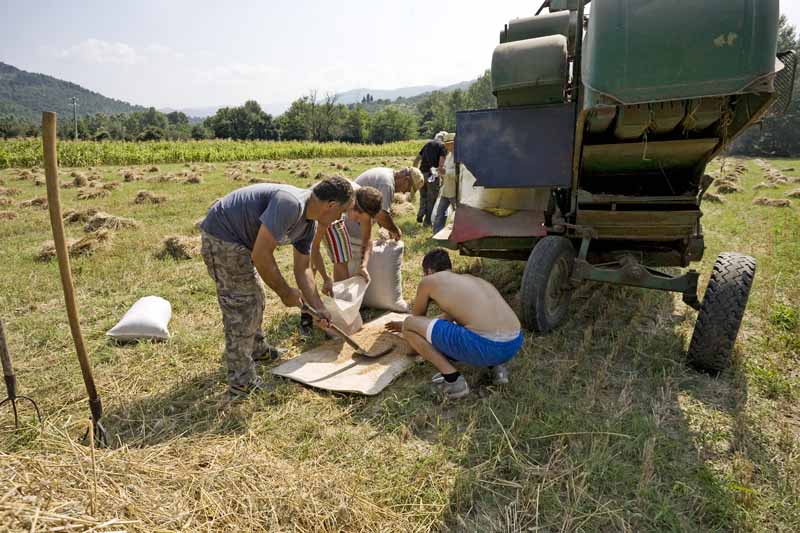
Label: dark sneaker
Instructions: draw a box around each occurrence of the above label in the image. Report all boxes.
[298,312,314,337]
[435,375,470,399]
[252,342,286,364]
[227,375,272,401]
[492,364,509,386]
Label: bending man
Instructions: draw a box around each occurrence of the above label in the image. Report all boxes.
[386,248,523,399]
[200,177,353,399]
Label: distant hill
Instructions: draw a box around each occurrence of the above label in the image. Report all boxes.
[0,62,145,121]
[336,80,474,106]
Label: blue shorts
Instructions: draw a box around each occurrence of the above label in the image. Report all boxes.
[426,319,523,367]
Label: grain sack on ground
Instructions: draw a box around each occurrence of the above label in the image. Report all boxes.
[19,197,48,209]
[134,190,167,204]
[157,235,201,260]
[753,197,791,208]
[363,239,409,312]
[37,230,112,261]
[84,212,140,233]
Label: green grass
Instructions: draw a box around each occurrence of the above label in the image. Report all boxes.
[0,156,798,531]
[0,138,425,168]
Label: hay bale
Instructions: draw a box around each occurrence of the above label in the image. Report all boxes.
[393,193,410,204]
[102,181,121,190]
[754,182,778,190]
[787,189,800,199]
[0,211,17,221]
[0,198,12,206]
[63,208,99,223]
[194,216,206,230]
[0,186,21,197]
[17,170,33,180]
[147,165,160,173]
[122,170,141,182]
[702,192,724,204]
[71,174,88,187]
[77,188,110,200]
[753,197,791,208]
[184,175,203,184]
[33,178,45,186]
[716,182,742,194]
[134,190,167,204]
[19,197,48,209]
[84,212,140,232]
[37,229,112,262]
[249,177,279,184]
[157,235,201,260]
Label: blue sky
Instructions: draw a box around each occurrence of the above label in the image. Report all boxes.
[2,1,799,110]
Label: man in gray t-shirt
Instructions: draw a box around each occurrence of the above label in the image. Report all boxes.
[200,177,354,400]
[312,167,424,297]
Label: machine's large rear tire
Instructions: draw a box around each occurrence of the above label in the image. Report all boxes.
[687,253,756,374]
[520,236,576,333]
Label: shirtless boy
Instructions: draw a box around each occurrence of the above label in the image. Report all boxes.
[386,248,524,398]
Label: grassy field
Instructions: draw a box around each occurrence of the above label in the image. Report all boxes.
[0,155,798,531]
[0,138,424,168]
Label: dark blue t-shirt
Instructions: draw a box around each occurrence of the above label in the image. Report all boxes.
[200,184,316,254]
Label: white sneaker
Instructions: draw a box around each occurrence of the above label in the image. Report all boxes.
[492,364,509,386]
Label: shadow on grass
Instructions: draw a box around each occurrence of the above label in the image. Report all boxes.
[340,261,750,531]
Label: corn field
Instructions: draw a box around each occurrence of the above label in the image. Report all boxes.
[0,138,424,168]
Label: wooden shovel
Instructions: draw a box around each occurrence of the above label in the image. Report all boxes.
[42,112,107,446]
[302,304,394,358]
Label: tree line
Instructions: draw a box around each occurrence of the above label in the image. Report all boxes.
[0,71,496,144]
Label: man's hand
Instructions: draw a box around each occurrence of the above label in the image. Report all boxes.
[386,320,404,333]
[357,265,371,284]
[311,307,332,330]
[389,228,402,241]
[280,287,303,308]
[321,277,334,297]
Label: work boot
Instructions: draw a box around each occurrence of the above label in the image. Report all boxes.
[227,375,273,401]
[435,375,470,400]
[252,341,286,365]
[492,364,510,386]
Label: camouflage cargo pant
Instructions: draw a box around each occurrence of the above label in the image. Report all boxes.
[201,232,268,389]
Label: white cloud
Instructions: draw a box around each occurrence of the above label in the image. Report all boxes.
[144,44,186,61]
[59,38,143,65]
[194,63,282,85]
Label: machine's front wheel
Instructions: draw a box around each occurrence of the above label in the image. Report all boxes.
[520,236,576,333]
[687,252,756,374]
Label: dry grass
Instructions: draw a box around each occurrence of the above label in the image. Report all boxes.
[36,229,112,262]
[0,210,17,220]
[753,197,792,208]
[787,188,800,199]
[1,156,798,532]
[83,212,140,233]
[0,186,21,196]
[0,197,12,206]
[133,190,168,205]
[157,235,201,260]
[18,197,48,209]
[716,181,742,194]
[77,188,110,200]
[703,192,724,204]
[63,208,99,224]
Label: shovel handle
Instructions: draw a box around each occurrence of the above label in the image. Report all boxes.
[0,319,13,379]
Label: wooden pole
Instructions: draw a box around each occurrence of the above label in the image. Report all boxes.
[41,112,104,433]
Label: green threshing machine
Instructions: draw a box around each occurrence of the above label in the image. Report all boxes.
[438,0,796,373]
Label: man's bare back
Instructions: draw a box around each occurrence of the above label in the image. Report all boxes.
[424,271,520,337]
